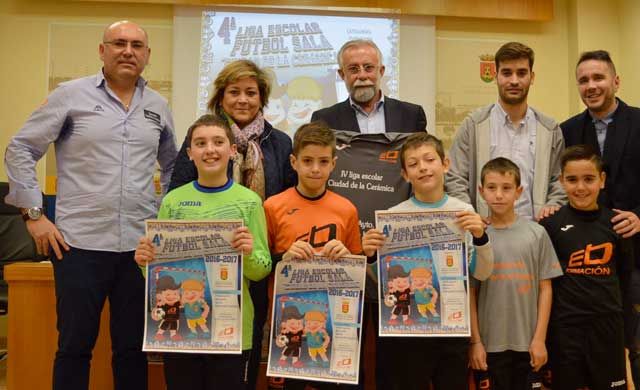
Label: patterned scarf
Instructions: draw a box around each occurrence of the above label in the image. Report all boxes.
[226,111,266,200]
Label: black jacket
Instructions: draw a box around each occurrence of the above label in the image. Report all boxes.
[168,121,296,198]
[561,99,640,268]
[560,99,640,217]
[310,96,427,133]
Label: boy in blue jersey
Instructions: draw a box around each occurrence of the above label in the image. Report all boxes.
[362,132,493,390]
[135,114,271,389]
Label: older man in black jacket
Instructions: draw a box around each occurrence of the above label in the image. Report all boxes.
[311,39,426,134]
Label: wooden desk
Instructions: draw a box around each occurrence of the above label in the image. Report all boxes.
[6,262,113,390]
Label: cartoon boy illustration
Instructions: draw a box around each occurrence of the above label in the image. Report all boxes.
[263,69,288,129]
[387,264,413,326]
[276,305,305,368]
[285,76,323,136]
[304,311,330,368]
[181,279,210,339]
[155,291,165,307]
[153,275,182,341]
[410,267,439,323]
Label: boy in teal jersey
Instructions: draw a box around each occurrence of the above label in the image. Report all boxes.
[181,279,210,339]
[362,132,494,390]
[135,114,271,389]
[304,310,330,367]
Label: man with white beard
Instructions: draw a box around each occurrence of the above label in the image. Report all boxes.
[311,39,426,134]
[307,39,426,390]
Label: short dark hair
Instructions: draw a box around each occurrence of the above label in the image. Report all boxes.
[399,132,445,170]
[480,157,521,187]
[292,121,336,157]
[560,144,604,173]
[186,114,235,147]
[495,42,534,71]
[576,50,617,75]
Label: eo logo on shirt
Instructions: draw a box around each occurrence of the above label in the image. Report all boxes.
[567,242,613,276]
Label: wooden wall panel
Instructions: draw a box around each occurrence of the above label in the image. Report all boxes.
[69,0,554,21]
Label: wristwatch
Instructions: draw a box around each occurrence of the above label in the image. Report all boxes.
[21,207,43,222]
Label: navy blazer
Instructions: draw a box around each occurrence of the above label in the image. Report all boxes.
[561,99,640,267]
[560,99,640,217]
[310,96,427,133]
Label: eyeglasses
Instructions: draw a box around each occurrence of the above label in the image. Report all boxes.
[103,39,147,51]
[344,64,378,75]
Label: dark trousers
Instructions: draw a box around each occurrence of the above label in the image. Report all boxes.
[163,350,250,389]
[52,247,147,390]
[626,267,640,389]
[247,277,269,390]
[474,351,542,390]
[550,314,626,390]
[376,336,469,390]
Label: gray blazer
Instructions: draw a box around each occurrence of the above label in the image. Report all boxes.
[446,104,566,217]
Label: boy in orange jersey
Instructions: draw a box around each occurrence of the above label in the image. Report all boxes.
[264,121,362,389]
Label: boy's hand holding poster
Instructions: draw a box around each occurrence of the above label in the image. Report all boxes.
[376,211,470,337]
[267,255,366,384]
[143,220,243,354]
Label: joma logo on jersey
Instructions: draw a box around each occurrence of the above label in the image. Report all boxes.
[567,242,613,275]
[379,150,399,164]
[178,200,202,207]
[295,223,337,248]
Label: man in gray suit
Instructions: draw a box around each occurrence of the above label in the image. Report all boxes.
[446,41,565,221]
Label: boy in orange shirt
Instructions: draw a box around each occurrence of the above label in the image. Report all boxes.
[264,122,362,389]
[264,122,362,263]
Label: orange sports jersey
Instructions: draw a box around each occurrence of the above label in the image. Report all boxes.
[264,187,363,256]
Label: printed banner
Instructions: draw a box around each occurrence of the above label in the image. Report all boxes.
[199,11,399,138]
[143,220,243,354]
[267,255,367,384]
[375,211,470,337]
[328,131,414,301]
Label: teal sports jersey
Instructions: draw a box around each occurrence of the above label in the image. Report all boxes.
[306,331,326,348]
[158,180,271,350]
[414,288,434,304]
[183,301,205,320]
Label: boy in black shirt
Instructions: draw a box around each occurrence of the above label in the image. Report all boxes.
[153,275,183,342]
[539,145,633,389]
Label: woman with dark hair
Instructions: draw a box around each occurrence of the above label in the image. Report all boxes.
[168,60,296,389]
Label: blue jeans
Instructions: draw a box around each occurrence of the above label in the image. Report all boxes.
[51,247,147,390]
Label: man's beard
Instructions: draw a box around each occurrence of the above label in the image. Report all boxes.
[499,86,529,105]
[350,81,377,103]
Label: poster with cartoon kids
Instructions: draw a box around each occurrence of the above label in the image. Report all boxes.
[267,255,366,384]
[376,210,470,337]
[143,220,243,354]
[198,11,400,138]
